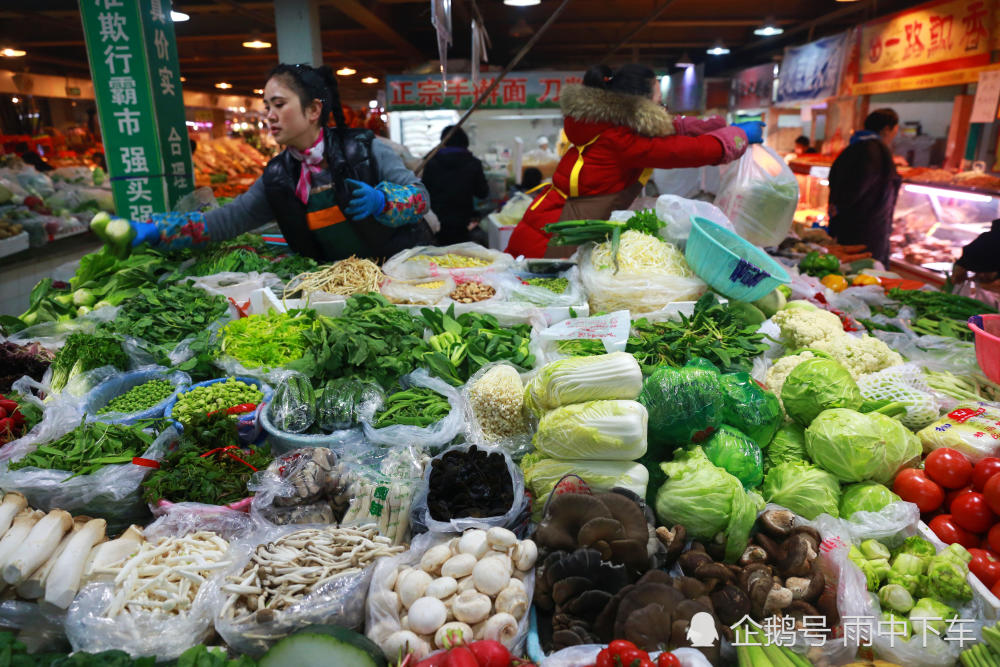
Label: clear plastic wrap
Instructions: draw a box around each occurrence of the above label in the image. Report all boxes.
[382,242,514,281]
[714,145,798,248]
[362,369,465,450]
[462,362,532,457]
[579,243,707,315]
[249,447,359,528]
[80,366,190,425]
[917,402,1000,462]
[266,373,316,434]
[381,275,457,305]
[872,330,981,376]
[365,531,536,661]
[410,443,527,535]
[655,194,734,250]
[191,271,283,306]
[533,400,648,461]
[530,311,631,366]
[0,422,172,531]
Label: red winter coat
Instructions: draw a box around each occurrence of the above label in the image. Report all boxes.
[504,85,733,258]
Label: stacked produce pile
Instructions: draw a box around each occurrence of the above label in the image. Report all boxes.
[3,208,1000,667]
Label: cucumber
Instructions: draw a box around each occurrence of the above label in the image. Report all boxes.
[316,379,386,432]
[260,625,387,667]
[268,374,316,433]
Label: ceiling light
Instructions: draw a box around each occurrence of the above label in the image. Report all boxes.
[11,97,19,103]
[254,88,264,95]
[336,67,357,76]
[180,76,187,82]
[0,48,26,57]
[504,0,541,6]
[215,82,232,89]
[368,100,378,109]
[361,76,379,84]
[754,19,784,36]
[706,41,730,55]
[242,39,271,49]
[170,10,189,21]
[676,51,693,67]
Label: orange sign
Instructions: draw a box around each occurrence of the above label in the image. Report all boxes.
[306,205,347,231]
[853,0,998,94]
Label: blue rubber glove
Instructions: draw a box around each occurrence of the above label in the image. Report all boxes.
[734,121,765,144]
[131,221,161,247]
[344,178,387,221]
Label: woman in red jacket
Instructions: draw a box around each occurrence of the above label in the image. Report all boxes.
[505,64,761,258]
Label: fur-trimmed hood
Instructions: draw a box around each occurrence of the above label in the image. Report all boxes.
[560,84,674,137]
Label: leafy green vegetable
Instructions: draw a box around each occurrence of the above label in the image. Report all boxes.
[526,352,642,414]
[545,210,665,271]
[50,333,129,393]
[654,447,763,562]
[627,293,771,374]
[894,536,937,560]
[719,372,782,448]
[639,359,724,454]
[762,460,840,520]
[523,277,569,293]
[9,419,156,479]
[887,553,925,596]
[764,423,808,470]
[533,400,648,461]
[373,386,450,428]
[701,425,763,489]
[219,310,313,369]
[781,357,862,427]
[924,544,973,603]
[839,481,899,519]
[909,598,957,636]
[805,408,921,485]
[99,282,230,350]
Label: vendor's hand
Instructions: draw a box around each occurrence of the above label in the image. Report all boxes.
[734,121,765,145]
[344,178,387,221]
[131,221,160,247]
[951,263,969,284]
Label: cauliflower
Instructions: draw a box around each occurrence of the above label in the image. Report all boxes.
[810,335,903,378]
[765,351,816,400]
[771,305,844,349]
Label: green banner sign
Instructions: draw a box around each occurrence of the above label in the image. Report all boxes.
[81,0,194,216]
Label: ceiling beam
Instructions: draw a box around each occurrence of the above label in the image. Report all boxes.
[601,0,683,61]
[209,0,274,26]
[536,42,709,51]
[733,0,873,54]
[327,0,424,62]
[18,29,372,47]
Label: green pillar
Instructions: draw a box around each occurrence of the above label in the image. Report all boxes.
[80,0,194,218]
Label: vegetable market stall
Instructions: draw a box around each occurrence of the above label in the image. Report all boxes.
[0,199,998,667]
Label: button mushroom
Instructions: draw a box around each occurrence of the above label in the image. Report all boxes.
[420,544,454,575]
[481,612,519,648]
[494,581,529,619]
[472,555,511,596]
[434,621,474,649]
[486,527,517,552]
[458,530,489,559]
[441,553,477,579]
[382,630,429,662]
[398,569,433,608]
[425,576,458,600]
[408,596,448,635]
[452,589,492,624]
[512,539,537,571]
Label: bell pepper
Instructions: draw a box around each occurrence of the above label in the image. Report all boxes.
[852,274,880,286]
[821,274,848,292]
[798,251,841,278]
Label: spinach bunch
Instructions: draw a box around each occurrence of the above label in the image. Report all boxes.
[9,419,156,479]
[49,333,129,393]
[100,283,230,349]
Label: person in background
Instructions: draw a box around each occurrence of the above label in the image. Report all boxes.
[827,108,902,267]
[520,167,543,193]
[794,135,817,155]
[952,218,1000,288]
[93,63,432,262]
[421,125,490,246]
[504,63,761,258]
[14,142,53,172]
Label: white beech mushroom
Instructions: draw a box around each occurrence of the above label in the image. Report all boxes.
[472,555,511,596]
[482,612,519,647]
[452,589,491,624]
[408,596,448,635]
[441,553,476,579]
[458,530,489,559]
[4,509,72,585]
[435,621,474,649]
[486,527,517,551]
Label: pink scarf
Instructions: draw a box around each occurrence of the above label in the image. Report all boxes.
[288,132,324,205]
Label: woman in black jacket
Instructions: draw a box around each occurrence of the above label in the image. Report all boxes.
[421,126,490,245]
[96,64,432,262]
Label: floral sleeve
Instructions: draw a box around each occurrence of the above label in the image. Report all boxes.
[374,181,429,228]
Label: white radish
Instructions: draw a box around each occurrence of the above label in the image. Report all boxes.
[0,493,28,538]
[82,524,140,580]
[45,518,107,609]
[0,510,44,570]
[17,518,86,600]
[4,509,72,585]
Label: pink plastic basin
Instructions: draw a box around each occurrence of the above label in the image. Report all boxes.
[968,314,1000,384]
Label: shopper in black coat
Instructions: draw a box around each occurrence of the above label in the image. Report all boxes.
[828,109,902,266]
[953,219,1000,285]
[422,126,490,245]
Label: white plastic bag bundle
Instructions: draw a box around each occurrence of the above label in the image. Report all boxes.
[714,145,798,247]
[361,369,465,450]
[383,242,514,281]
[506,266,586,309]
[655,195,734,250]
[530,310,631,365]
[579,243,706,315]
[380,275,456,305]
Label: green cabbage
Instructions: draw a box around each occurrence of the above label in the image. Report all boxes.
[765,423,809,469]
[839,481,900,519]
[782,358,863,426]
[655,447,763,562]
[702,425,763,489]
[525,352,642,414]
[523,457,648,521]
[805,408,921,484]
[533,400,647,460]
[762,461,840,520]
[720,372,783,447]
[640,359,724,453]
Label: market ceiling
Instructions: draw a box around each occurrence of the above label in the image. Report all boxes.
[1,0,925,106]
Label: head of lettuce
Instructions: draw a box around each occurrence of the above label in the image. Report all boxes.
[805,408,921,485]
[655,447,763,562]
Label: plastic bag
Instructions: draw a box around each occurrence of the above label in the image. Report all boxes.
[366,531,536,660]
[719,372,782,448]
[639,360,725,455]
[212,523,389,657]
[50,167,94,185]
[81,367,190,425]
[191,271,283,306]
[0,421,172,532]
[362,369,465,450]
[579,244,707,315]
[463,362,532,457]
[522,458,649,522]
[14,167,55,198]
[507,266,587,308]
[872,330,981,376]
[857,363,941,431]
[541,646,712,667]
[714,145,798,248]
[249,447,358,527]
[655,194,734,250]
[267,373,316,434]
[917,402,1000,462]
[173,186,220,213]
[382,242,514,281]
[64,517,240,660]
[380,275,456,305]
[411,443,527,534]
[530,311,631,365]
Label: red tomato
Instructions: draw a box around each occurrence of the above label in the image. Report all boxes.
[945,485,976,512]
[984,474,1000,516]
[968,548,1000,588]
[893,468,945,513]
[974,458,1000,491]
[951,491,997,533]
[929,514,981,548]
[467,641,511,667]
[988,524,1000,554]
[657,654,682,667]
[992,579,1000,601]
[925,448,974,489]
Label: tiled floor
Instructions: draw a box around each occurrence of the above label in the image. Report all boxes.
[0,236,102,317]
